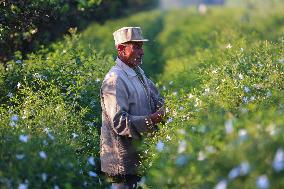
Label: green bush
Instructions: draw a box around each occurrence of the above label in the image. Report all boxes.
[137,5,284,189]
[0,0,158,63]
[0,30,113,188]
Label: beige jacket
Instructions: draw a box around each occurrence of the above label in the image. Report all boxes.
[100,58,164,175]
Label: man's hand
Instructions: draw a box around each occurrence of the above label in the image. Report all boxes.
[150,106,166,125]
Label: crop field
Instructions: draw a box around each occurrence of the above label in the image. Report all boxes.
[1,1,284,189]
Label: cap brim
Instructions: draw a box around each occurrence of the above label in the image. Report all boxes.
[130,39,149,42]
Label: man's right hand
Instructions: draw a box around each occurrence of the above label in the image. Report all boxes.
[150,106,166,125]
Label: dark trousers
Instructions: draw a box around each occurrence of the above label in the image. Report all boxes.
[107,174,142,189]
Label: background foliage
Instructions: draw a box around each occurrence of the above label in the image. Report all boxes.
[0,0,158,63]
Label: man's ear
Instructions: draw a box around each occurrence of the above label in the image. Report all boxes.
[117,44,125,52]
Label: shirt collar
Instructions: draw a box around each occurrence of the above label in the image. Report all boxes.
[115,57,145,77]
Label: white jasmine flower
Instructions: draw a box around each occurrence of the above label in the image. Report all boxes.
[16,154,25,160]
[225,119,234,134]
[240,48,244,52]
[11,114,19,122]
[239,161,250,175]
[39,151,47,159]
[242,96,249,103]
[47,133,55,141]
[238,129,248,141]
[194,98,201,107]
[177,129,186,135]
[266,124,277,136]
[178,140,187,153]
[7,92,13,98]
[72,133,79,139]
[31,28,38,34]
[41,173,48,182]
[88,171,97,177]
[19,135,29,143]
[278,58,284,64]
[256,175,269,189]
[266,91,272,97]
[22,110,27,119]
[228,167,240,180]
[137,177,146,187]
[10,121,17,127]
[238,73,244,80]
[17,82,21,89]
[156,141,164,152]
[212,69,218,74]
[228,161,250,180]
[86,122,94,127]
[166,135,172,141]
[226,44,232,49]
[187,93,194,99]
[214,179,227,189]
[244,86,250,93]
[272,148,284,172]
[90,100,96,108]
[166,117,173,124]
[43,140,48,146]
[205,146,216,154]
[204,88,210,95]
[88,156,96,166]
[166,107,170,113]
[33,73,41,79]
[18,183,28,189]
[175,155,188,166]
[173,91,177,96]
[44,128,51,133]
[198,151,206,161]
[83,181,88,186]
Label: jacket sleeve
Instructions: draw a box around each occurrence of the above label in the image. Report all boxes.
[101,74,155,138]
[147,79,165,111]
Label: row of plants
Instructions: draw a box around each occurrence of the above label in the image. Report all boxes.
[0,29,113,188]
[139,4,284,189]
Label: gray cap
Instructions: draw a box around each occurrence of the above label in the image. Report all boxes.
[113,27,148,46]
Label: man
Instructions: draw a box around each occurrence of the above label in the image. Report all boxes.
[100,27,165,189]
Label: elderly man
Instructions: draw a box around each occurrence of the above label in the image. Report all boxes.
[100,27,165,189]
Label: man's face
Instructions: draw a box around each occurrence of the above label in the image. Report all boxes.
[119,42,144,67]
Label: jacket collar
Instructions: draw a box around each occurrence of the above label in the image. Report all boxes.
[115,57,144,77]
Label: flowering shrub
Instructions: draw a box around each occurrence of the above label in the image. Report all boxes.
[139,5,284,189]
[0,31,113,188]
[142,41,284,189]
